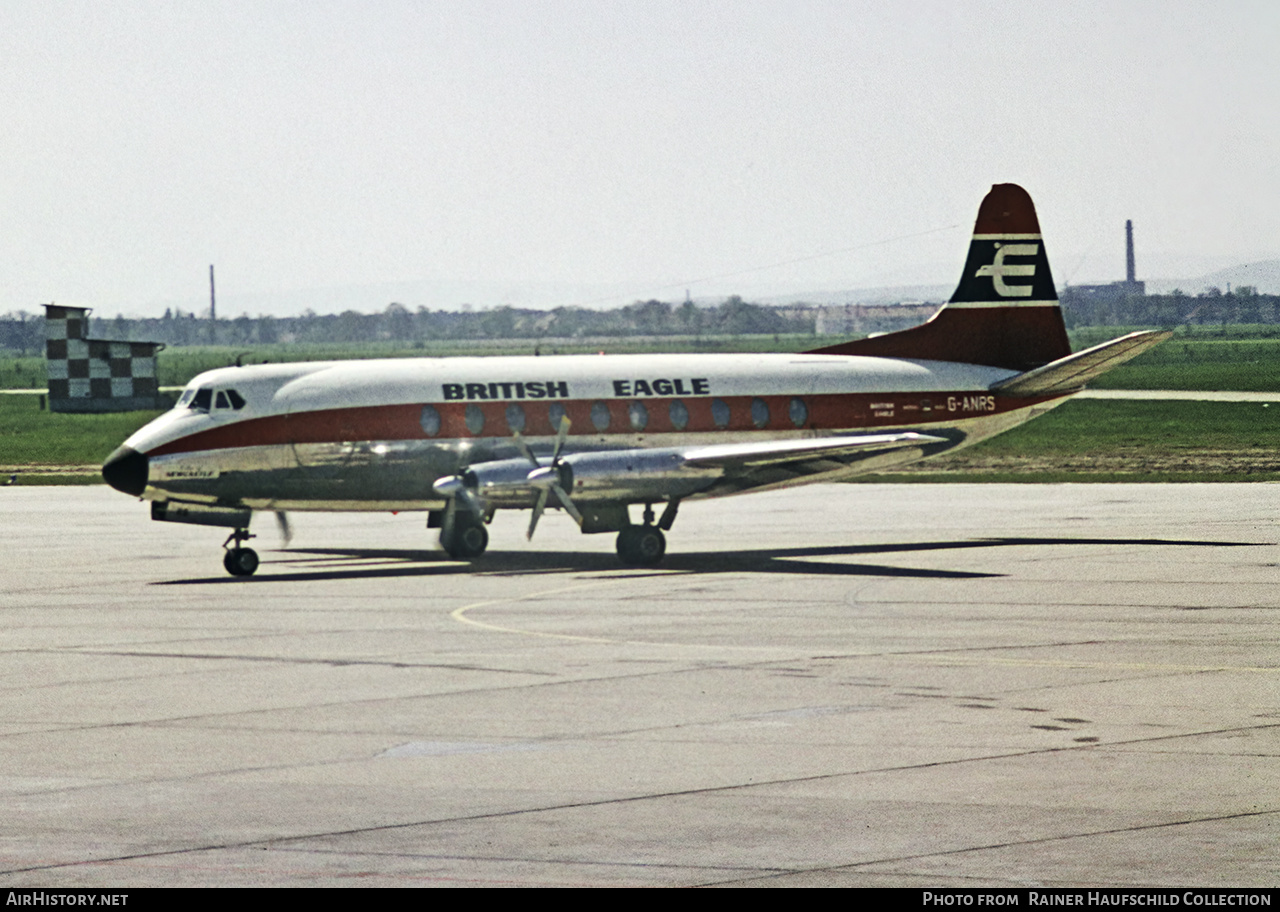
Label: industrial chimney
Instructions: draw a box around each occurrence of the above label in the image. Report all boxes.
[1125,220,1136,285]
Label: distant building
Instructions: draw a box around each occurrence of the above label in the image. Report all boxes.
[44,304,167,412]
[1061,219,1145,312]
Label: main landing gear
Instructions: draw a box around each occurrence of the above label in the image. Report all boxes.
[431,498,678,566]
[614,502,675,567]
[440,514,489,560]
[222,528,259,577]
[616,524,665,566]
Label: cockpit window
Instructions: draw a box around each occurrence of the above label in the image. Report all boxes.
[185,386,246,412]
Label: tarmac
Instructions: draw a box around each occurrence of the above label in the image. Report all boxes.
[0,483,1277,888]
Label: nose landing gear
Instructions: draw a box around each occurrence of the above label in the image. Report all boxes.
[222,528,259,577]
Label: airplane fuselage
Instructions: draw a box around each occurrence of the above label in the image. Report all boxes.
[118,351,1068,512]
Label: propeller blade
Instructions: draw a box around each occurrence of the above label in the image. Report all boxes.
[519,418,577,539]
[441,491,457,537]
[463,489,486,517]
[457,487,485,519]
[552,415,571,460]
[527,460,582,527]
[526,488,549,540]
[550,482,583,525]
[526,465,556,488]
[274,510,293,547]
[512,431,539,467]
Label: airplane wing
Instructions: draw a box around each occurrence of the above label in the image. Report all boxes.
[681,432,949,469]
[990,329,1171,397]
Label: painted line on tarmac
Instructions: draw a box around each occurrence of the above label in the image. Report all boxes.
[449,578,789,653]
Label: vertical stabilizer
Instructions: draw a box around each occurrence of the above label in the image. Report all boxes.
[807,184,1072,371]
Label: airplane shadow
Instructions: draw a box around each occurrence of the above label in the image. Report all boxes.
[153,535,1253,586]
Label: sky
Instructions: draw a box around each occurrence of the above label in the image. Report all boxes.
[2,0,1278,317]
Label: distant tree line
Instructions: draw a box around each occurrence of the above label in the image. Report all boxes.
[5,288,1280,355]
[1061,286,1280,328]
[0,296,816,353]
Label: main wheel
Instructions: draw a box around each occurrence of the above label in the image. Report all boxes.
[616,525,665,566]
[441,521,489,559]
[223,547,259,577]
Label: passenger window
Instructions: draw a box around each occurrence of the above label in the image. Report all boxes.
[548,402,568,430]
[789,397,808,427]
[590,401,611,432]
[628,401,649,431]
[750,398,770,428]
[668,399,689,431]
[506,403,526,434]
[420,405,441,437]
[711,398,731,429]
[465,404,485,435]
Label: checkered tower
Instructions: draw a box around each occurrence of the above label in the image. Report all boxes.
[44,305,165,412]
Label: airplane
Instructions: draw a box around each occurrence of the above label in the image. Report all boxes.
[102,183,1168,576]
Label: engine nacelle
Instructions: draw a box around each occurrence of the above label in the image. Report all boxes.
[465,457,542,496]
[436,448,721,511]
[432,457,544,510]
[559,449,717,502]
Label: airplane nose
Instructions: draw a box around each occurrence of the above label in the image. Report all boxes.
[102,446,149,496]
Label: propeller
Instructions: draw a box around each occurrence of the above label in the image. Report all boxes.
[274,510,293,547]
[515,415,582,539]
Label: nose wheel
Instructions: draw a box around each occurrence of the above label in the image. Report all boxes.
[222,528,259,577]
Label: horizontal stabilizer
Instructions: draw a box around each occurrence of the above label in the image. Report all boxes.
[991,330,1172,397]
[682,432,948,469]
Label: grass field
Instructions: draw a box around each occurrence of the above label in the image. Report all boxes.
[860,398,1280,482]
[1080,332,1280,392]
[0,394,162,482]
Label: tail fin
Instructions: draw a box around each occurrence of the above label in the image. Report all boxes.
[806,183,1072,371]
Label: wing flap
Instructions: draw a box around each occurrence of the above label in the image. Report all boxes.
[990,329,1171,397]
[681,432,949,469]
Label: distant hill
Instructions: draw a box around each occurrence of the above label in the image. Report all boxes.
[1146,260,1280,296]
[1190,260,1280,294]
[777,261,1280,306]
